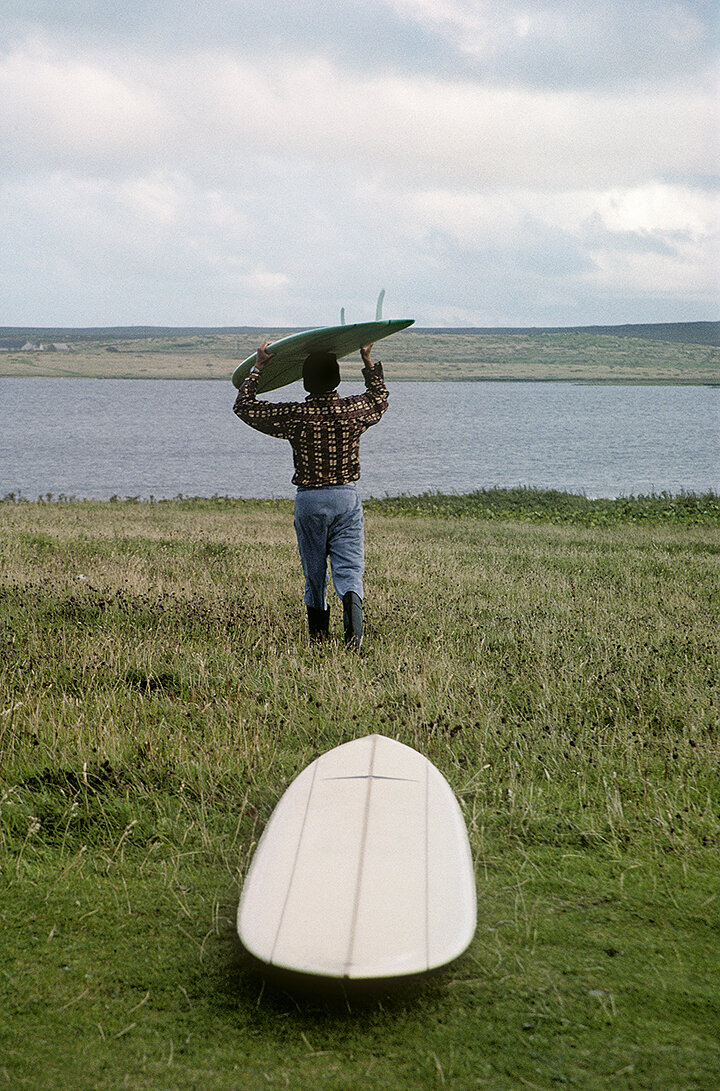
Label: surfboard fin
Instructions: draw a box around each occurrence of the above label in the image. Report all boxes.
[375,290,385,321]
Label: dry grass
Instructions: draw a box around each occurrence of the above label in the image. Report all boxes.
[2,329,718,383]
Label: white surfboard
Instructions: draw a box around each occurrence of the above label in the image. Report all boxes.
[237,734,476,979]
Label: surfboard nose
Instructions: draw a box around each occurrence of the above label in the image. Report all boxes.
[237,733,476,980]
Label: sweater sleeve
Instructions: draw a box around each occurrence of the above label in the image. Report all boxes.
[360,361,389,424]
[232,373,301,439]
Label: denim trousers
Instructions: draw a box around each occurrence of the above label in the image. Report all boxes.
[293,485,364,609]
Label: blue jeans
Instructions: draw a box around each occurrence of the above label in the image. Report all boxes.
[294,486,364,609]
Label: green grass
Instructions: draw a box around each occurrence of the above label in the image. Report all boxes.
[366,487,720,526]
[1,492,719,1089]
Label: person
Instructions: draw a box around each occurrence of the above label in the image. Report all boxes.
[233,341,389,648]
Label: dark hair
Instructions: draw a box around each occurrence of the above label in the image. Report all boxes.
[302,351,340,394]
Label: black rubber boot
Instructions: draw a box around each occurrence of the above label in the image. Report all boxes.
[306,605,330,641]
[342,591,363,650]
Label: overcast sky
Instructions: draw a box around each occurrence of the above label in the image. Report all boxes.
[2,1,718,328]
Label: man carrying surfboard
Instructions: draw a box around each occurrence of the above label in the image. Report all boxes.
[233,342,389,648]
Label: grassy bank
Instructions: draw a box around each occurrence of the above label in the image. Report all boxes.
[2,327,719,383]
[1,492,719,1089]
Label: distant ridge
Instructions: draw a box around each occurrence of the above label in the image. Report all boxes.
[0,326,306,344]
[0,321,717,347]
[416,322,719,346]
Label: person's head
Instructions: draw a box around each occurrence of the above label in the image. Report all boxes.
[302,351,340,395]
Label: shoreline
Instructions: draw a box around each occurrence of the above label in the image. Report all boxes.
[3,488,718,525]
[1,326,717,385]
[2,371,719,386]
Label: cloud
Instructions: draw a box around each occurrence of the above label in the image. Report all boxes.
[244,270,291,292]
[387,0,718,87]
[0,46,171,174]
[4,0,464,80]
[8,1,717,87]
[0,1,718,326]
[2,45,715,190]
[353,181,719,322]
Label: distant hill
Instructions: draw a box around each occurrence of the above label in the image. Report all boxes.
[0,326,288,347]
[418,322,720,346]
[0,321,717,348]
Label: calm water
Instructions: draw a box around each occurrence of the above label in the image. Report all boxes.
[1,378,718,500]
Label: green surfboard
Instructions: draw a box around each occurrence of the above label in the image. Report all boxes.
[231,319,414,393]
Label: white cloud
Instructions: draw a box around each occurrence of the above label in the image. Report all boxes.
[387,0,716,86]
[387,0,518,58]
[0,3,718,326]
[0,45,170,171]
[181,56,716,189]
[244,270,291,292]
[119,175,185,225]
[586,186,720,304]
[403,184,719,246]
[595,185,718,238]
[2,45,715,190]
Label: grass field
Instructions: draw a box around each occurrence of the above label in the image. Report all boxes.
[1,491,719,1089]
[2,327,719,384]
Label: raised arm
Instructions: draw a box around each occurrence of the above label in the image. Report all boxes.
[359,342,389,420]
[233,342,299,438]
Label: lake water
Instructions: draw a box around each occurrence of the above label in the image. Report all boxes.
[1,378,718,500]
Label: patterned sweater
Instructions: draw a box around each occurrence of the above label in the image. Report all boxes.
[233,364,389,487]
